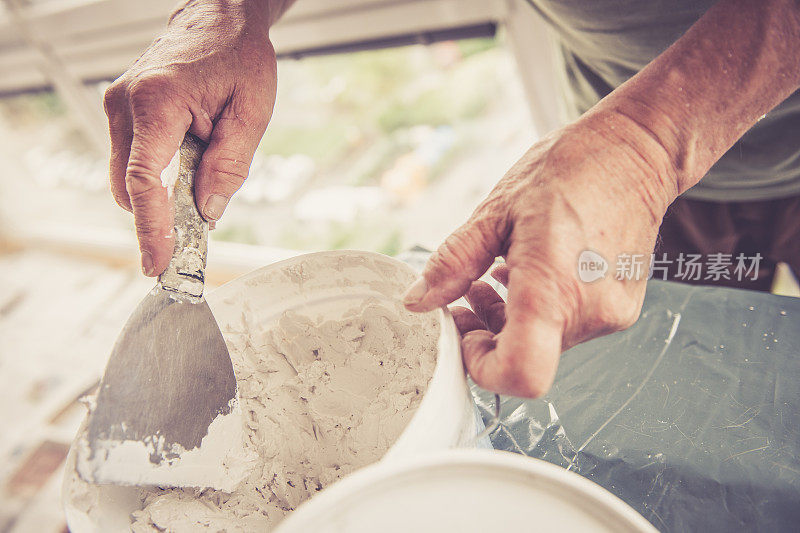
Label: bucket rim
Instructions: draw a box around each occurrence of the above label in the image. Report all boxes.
[274,448,658,533]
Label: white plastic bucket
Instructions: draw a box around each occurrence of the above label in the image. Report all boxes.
[207,250,486,456]
[63,250,485,531]
[274,449,658,533]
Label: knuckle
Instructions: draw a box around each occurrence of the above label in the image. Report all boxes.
[432,223,494,276]
[237,96,271,126]
[125,162,163,201]
[225,99,271,137]
[473,197,510,236]
[430,238,467,274]
[127,74,174,111]
[205,152,251,190]
[472,217,504,254]
[103,82,126,116]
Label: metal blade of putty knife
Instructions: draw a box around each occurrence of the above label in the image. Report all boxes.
[76,133,247,491]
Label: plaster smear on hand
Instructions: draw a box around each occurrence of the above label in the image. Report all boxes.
[130,299,437,532]
[160,149,180,197]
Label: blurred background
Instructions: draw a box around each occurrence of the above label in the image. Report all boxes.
[0,0,566,266]
[0,1,565,531]
[3,1,798,531]
[1,36,534,255]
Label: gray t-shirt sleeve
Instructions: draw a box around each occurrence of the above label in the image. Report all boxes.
[529,0,800,202]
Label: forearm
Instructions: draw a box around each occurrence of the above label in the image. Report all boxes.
[597,0,800,197]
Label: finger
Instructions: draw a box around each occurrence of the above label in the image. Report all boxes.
[404,215,508,313]
[463,263,564,398]
[105,85,133,212]
[491,263,510,287]
[194,94,270,222]
[450,305,486,336]
[464,280,506,334]
[126,104,192,276]
[461,329,498,384]
[463,315,562,398]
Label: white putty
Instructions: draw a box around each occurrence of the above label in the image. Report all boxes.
[125,298,437,531]
[75,400,253,492]
[160,149,180,196]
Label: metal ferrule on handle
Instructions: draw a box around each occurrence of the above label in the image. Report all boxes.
[158,133,208,300]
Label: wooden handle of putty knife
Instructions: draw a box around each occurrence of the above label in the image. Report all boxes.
[158,133,209,300]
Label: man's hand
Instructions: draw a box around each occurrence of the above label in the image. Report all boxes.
[403,112,678,398]
[404,0,800,398]
[104,0,276,276]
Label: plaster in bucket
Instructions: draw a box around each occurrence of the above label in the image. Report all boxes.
[63,251,486,532]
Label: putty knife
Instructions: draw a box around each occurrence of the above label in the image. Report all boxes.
[76,133,245,490]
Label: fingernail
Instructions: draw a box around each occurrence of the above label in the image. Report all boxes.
[141,250,154,276]
[403,277,428,306]
[203,194,228,221]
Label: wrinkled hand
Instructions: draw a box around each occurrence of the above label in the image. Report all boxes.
[104,2,276,276]
[403,111,678,398]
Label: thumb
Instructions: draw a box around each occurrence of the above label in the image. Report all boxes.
[194,101,268,222]
[462,265,564,398]
[404,216,506,312]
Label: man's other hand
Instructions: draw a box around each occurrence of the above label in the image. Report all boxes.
[403,112,678,398]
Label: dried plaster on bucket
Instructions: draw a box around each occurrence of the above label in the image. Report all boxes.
[67,253,440,532]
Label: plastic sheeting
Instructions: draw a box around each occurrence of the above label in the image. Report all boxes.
[470,281,800,531]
